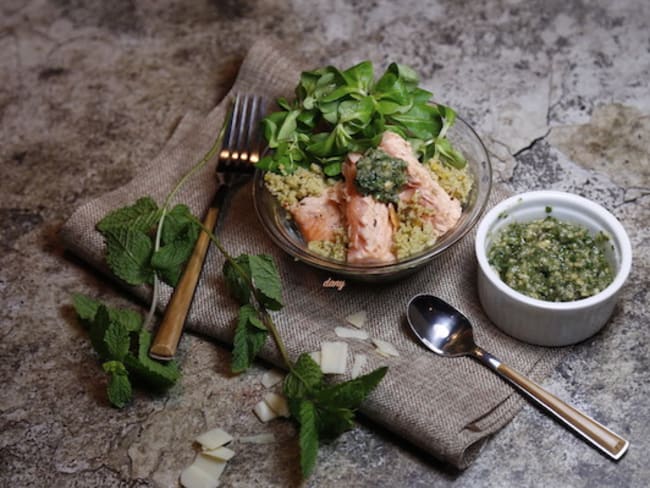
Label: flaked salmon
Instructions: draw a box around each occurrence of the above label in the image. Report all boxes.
[342,154,396,265]
[290,184,345,242]
[379,131,462,235]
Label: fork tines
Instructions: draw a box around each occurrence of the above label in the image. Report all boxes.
[218,93,267,173]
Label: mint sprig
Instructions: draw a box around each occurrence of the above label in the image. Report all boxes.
[96,201,200,288]
[212,227,388,477]
[284,354,388,475]
[72,294,181,407]
[76,96,388,479]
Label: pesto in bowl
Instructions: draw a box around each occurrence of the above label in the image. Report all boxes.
[487,216,614,302]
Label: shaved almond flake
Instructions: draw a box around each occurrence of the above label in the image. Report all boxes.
[253,400,278,423]
[345,310,367,328]
[180,464,218,488]
[308,350,321,366]
[261,369,285,388]
[351,353,368,379]
[335,326,369,340]
[320,341,348,374]
[238,433,276,444]
[195,428,233,450]
[372,338,400,357]
[193,454,227,479]
[202,446,235,461]
[264,392,290,417]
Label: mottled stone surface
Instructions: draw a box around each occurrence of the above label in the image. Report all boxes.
[1,1,649,487]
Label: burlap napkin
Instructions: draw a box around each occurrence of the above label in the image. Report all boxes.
[61,40,566,468]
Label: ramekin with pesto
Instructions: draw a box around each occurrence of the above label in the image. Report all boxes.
[487,216,615,302]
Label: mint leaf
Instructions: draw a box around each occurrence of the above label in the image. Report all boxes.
[284,353,323,399]
[87,304,138,362]
[297,400,319,478]
[96,197,160,234]
[151,241,191,287]
[248,254,283,311]
[314,405,355,440]
[315,367,387,410]
[223,255,252,305]
[104,320,130,361]
[104,228,154,285]
[89,305,112,359]
[123,328,181,389]
[231,304,268,373]
[72,293,101,325]
[103,361,132,408]
[108,307,142,333]
[150,207,200,287]
[72,294,142,333]
[161,204,197,244]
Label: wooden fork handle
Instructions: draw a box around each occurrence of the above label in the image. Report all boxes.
[149,205,220,360]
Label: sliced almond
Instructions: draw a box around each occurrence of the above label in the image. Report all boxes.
[345,310,367,328]
[335,326,369,340]
[238,433,276,444]
[263,392,290,417]
[308,350,321,366]
[261,369,285,388]
[202,446,235,462]
[195,428,233,450]
[253,400,278,423]
[320,341,348,374]
[180,464,218,488]
[193,453,227,479]
[372,338,400,357]
[351,353,368,379]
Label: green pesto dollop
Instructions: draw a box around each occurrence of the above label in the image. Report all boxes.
[487,217,614,302]
[355,148,407,204]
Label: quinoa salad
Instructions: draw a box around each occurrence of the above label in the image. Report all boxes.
[256,60,473,265]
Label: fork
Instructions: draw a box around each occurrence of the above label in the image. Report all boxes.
[149,93,267,360]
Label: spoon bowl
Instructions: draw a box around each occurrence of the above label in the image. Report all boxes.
[407,295,478,357]
[406,294,629,461]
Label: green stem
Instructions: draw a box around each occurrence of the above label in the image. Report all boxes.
[191,216,293,370]
[143,105,233,330]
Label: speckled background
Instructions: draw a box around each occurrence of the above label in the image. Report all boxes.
[1,1,648,486]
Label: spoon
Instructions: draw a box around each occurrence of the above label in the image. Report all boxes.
[406,294,629,460]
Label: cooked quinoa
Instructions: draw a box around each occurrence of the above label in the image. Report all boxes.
[393,194,438,259]
[307,229,348,261]
[265,152,473,262]
[264,166,329,208]
[427,159,473,203]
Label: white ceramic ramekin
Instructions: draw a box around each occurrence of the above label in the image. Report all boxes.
[475,190,632,346]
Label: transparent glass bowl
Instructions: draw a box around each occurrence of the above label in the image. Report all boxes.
[252,116,492,282]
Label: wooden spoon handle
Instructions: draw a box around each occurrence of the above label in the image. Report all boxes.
[497,362,629,460]
[149,206,220,360]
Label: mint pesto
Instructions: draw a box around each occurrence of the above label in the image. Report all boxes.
[355,148,408,204]
[488,217,614,302]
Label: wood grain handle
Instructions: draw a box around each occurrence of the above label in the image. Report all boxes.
[149,206,220,360]
[497,362,629,460]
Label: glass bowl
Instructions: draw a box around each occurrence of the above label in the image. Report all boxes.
[252,116,492,282]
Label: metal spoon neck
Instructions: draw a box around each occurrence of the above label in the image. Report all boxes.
[471,345,502,371]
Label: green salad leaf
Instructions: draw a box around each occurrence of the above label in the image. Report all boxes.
[258,61,466,175]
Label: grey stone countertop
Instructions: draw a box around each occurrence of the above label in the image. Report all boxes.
[1,1,648,486]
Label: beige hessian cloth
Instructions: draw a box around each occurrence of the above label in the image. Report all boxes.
[61,40,565,469]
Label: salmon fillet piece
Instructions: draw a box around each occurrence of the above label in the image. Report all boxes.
[342,154,396,265]
[379,131,461,235]
[290,184,345,242]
